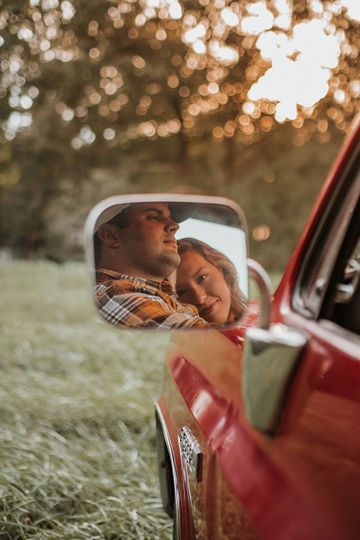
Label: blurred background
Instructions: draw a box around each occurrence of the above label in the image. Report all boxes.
[0,3,359,537]
[0,0,359,272]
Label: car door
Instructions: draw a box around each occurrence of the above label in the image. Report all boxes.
[215,127,360,540]
[162,128,359,540]
[265,130,360,539]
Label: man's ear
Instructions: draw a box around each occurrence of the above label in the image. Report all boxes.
[97,224,122,248]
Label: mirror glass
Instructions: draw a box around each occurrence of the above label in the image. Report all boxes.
[85,195,248,330]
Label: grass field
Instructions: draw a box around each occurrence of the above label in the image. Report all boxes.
[0,261,173,539]
[0,260,282,539]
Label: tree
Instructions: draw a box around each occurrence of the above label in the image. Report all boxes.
[0,0,358,261]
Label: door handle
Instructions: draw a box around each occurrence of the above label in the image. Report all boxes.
[242,324,307,435]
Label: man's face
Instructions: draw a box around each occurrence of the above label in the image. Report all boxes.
[118,202,181,280]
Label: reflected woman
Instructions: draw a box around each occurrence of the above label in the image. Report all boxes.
[176,238,247,324]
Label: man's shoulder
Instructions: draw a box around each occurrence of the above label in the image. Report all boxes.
[96,270,162,295]
[94,269,207,328]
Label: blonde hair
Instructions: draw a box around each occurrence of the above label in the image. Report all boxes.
[177,238,247,320]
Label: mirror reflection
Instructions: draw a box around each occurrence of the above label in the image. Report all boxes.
[176,238,247,324]
[90,197,248,330]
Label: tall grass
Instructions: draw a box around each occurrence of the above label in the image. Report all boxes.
[0,261,172,539]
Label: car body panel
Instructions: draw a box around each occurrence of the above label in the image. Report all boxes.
[156,122,360,539]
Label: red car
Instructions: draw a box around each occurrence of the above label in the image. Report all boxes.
[86,121,359,539]
[155,122,360,539]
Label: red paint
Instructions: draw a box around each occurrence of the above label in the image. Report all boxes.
[157,122,360,539]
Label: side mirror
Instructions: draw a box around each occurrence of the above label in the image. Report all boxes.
[84,194,249,330]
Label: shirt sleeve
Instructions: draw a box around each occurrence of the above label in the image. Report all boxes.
[95,286,208,329]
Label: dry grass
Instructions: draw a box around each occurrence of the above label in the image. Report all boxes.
[0,260,172,539]
[0,260,281,538]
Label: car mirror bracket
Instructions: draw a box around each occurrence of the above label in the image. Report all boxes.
[243,261,307,435]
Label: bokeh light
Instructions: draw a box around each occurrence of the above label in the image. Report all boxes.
[0,0,358,145]
[253,225,271,241]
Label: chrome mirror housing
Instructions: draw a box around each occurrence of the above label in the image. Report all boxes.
[85,194,249,331]
[243,260,307,435]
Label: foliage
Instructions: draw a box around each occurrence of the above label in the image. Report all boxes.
[0,0,358,146]
[0,1,358,267]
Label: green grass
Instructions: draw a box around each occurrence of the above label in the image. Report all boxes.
[0,260,172,539]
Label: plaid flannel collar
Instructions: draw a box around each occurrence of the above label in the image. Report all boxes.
[96,268,175,295]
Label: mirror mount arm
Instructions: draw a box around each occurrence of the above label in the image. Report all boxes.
[247,258,273,329]
[243,259,307,435]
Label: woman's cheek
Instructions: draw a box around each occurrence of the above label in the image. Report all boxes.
[205,276,214,295]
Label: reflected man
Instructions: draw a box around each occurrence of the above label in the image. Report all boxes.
[94,202,207,329]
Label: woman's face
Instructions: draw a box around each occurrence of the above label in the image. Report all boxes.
[176,250,232,323]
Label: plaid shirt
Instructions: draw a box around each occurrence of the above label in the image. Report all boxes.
[95,268,207,329]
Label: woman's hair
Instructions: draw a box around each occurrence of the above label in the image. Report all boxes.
[177,237,247,320]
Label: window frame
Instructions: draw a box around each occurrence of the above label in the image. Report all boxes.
[292,138,360,327]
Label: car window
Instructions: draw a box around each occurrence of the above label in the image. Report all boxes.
[294,139,360,324]
[322,204,360,335]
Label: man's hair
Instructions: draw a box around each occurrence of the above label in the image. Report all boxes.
[94,208,130,268]
[177,237,247,319]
